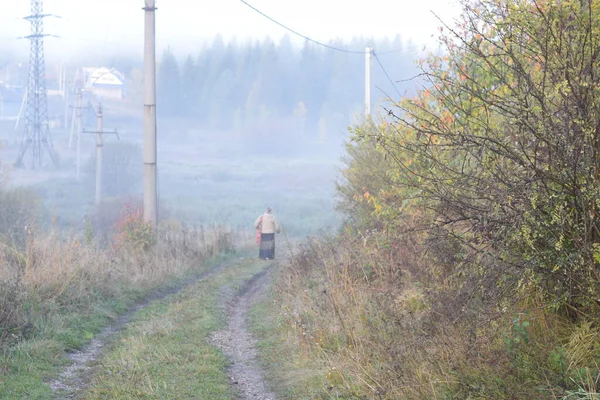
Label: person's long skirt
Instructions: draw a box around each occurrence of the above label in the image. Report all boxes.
[259,233,275,260]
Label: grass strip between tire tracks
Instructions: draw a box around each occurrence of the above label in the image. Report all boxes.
[80,257,266,399]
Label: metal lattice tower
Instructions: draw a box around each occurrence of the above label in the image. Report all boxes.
[15,0,57,169]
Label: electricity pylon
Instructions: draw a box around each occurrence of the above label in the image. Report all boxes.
[15,0,58,169]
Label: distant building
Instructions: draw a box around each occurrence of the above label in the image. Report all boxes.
[80,67,126,101]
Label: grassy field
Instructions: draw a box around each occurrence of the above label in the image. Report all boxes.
[158,155,340,236]
[0,124,343,238]
[0,118,344,398]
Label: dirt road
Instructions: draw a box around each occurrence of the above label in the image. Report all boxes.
[47,260,275,399]
[212,267,276,400]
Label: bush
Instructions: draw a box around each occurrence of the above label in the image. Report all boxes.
[266,0,600,397]
[0,187,41,246]
[113,203,155,253]
[271,230,600,399]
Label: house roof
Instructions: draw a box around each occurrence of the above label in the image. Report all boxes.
[82,67,125,87]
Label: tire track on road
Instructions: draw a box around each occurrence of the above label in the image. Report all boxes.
[212,264,277,400]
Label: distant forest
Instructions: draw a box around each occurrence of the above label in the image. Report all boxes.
[0,34,421,142]
[124,35,420,140]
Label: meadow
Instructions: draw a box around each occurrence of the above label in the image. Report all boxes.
[0,117,343,239]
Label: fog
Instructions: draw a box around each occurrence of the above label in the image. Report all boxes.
[0,0,457,58]
[0,0,457,238]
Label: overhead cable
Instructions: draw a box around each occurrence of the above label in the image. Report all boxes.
[239,0,366,54]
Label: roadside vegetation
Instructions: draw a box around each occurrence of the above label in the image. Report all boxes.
[254,0,600,398]
[0,180,236,398]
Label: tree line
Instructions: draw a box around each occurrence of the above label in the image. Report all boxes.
[134,35,419,140]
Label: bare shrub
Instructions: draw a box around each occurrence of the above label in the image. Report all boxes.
[0,187,40,246]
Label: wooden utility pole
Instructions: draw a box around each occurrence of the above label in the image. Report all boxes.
[83,103,118,205]
[143,0,158,226]
[365,46,372,117]
[68,88,84,180]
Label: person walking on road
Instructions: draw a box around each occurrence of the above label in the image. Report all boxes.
[254,207,280,260]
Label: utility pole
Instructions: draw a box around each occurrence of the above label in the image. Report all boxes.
[143,0,158,226]
[365,46,372,117]
[62,65,69,129]
[69,88,84,179]
[94,104,103,205]
[68,89,77,148]
[83,102,118,206]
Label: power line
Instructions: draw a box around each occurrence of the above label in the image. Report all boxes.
[239,0,366,54]
[373,50,403,98]
[238,0,425,93]
[377,48,407,55]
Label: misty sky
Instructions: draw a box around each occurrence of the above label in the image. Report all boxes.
[1,0,459,60]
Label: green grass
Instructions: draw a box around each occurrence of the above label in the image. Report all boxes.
[0,290,143,400]
[28,150,341,238]
[0,303,123,399]
[82,257,266,399]
[0,254,235,400]
[248,279,332,400]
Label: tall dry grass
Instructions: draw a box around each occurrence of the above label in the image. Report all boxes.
[0,223,236,345]
[276,233,452,399]
[273,230,600,399]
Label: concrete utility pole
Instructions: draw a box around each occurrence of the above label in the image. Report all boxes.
[365,46,372,117]
[83,102,118,206]
[69,88,84,180]
[68,89,77,148]
[143,0,158,226]
[94,104,103,205]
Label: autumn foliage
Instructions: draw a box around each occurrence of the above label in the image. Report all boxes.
[113,203,155,252]
[273,0,600,398]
